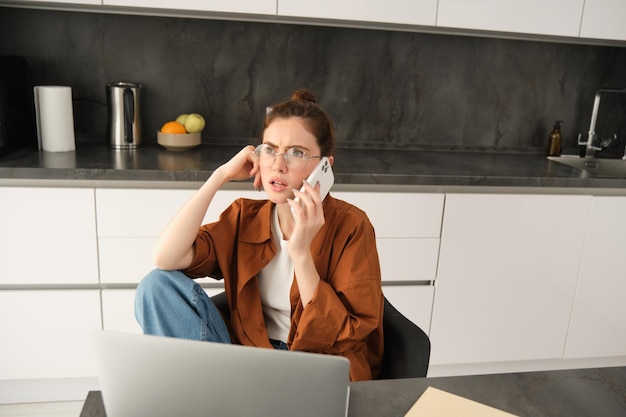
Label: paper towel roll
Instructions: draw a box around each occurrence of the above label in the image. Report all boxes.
[34,86,76,152]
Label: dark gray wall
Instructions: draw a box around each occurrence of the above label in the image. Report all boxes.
[1,7,626,153]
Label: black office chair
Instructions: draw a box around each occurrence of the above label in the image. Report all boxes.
[378,296,430,379]
[210,293,431,379]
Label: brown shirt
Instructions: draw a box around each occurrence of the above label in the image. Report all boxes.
[183,194,384,380]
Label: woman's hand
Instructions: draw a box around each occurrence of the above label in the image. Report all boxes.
[214,145,261,189]
[287,181,326,259]
[286,181,325,305]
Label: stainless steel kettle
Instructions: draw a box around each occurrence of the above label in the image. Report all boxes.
[106,82,142,149]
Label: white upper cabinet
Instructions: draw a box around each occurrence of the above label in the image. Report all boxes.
[580,0,626,41]
[102,0,276,15]
[437,0,585,37]
[14,0,101,4]
[277,0,438,26]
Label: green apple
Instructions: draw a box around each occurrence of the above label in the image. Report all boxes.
[175,113,189,125]
[184,113,205,133]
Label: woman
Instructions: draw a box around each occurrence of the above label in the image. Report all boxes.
[135,89,384,380]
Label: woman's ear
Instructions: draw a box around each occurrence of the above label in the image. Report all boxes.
[328,156,335,167]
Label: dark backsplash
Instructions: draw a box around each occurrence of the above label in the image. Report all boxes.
[1,7,626,153]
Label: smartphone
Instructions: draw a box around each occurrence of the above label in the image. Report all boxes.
[294,157,334,203]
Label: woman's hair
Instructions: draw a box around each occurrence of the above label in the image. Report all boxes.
[263,89,336,157]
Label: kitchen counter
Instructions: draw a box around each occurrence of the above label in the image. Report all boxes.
[80,366,626,417]
[1,141,626,193]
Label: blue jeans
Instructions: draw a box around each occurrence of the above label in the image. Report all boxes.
[135,269,289,350]
[135,269,232,343]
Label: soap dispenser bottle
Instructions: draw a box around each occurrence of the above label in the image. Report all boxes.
[547,120,563,156]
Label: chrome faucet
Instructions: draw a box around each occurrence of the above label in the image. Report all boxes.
[577,88,626,159]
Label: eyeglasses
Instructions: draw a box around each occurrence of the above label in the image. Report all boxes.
[254,144,321,171]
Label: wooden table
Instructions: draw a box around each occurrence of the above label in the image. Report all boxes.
[81,366,626,417]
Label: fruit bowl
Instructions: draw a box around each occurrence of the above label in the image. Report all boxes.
[157,131,201,151]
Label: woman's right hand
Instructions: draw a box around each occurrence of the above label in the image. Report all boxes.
[214,145,261,189]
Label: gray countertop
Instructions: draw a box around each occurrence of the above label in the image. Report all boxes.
[1,141,626,192]
[80,366,626,417]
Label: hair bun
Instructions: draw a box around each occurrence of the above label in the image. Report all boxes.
[291,88,317,103]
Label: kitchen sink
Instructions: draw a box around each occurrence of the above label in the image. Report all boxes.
[548,156,626,178]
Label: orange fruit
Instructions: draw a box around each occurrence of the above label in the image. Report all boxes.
[161,121,187,134]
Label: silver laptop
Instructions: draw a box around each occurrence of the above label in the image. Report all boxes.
[93,330,350,417]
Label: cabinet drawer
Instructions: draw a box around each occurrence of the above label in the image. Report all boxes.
[0,290,101,380]
[378,238,439,281]
[96,189,261,237]
[333,192,443,238]
[0,187,98,284]
[99,237,156,283]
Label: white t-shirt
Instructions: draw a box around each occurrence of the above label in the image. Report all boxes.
[258,207,293,342]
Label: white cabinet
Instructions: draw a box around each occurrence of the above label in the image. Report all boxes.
[564,197,626,358]
[332,192,443,283]
[430,194,591,365]
[96,188,195,284]
[102,0,276,15]
[97,190,444,334]
[102,289,142,333]
[437,0,584,37]
[580,0,626,41]
[10,0,101,4]
[278,0,438,26]
[0,290,102,380]
[0,187,98,285]
[96,188,261,283]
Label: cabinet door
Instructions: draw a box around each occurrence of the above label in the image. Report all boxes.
[377,238,439,282]
[9,0,101,4]
[278,0,437,26]
[332,192,443,238]
[0,187,98,284]
[564,197,626,358]
[437,0,584,37]
[430,194,591,365]
[96,188,261,238]
[332,192,444,282]
[102,0,276,15]
[580,0,626,41]
[0,290,102,380]
[102,289,142,334]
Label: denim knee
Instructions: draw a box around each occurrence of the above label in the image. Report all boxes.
[134,269,190,328]
[135,268,182,302]
[134,268,231,343]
